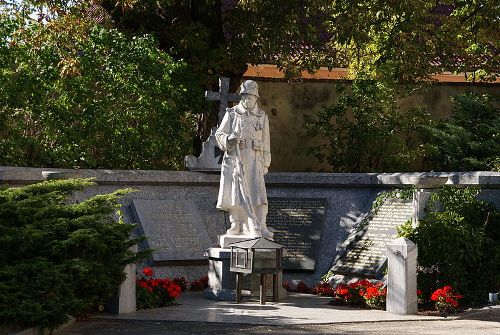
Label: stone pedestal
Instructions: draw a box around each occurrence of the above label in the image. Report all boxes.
[117,261,137,313]
[204,248,236,300]
[105,248,137,314]
[386,237,418,315]
[412,176,449,227]
[219,234,255,248]
[413,190,432,227]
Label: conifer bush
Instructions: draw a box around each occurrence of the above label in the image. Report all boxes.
[0,179,142,329]
[421,92,500,172]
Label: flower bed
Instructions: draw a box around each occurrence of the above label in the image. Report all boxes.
[136,269,210,309]
[289,279,464,313]
[430,286,463,313]
[136,267,182,309]
[329,279,386,309]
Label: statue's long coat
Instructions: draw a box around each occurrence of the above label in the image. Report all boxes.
[215,104,271,211]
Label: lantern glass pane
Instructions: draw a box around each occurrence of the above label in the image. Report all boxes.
[253,249,276,269]
[236,249,247,268]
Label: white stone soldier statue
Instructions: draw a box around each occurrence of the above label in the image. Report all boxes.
[215,80,273,238]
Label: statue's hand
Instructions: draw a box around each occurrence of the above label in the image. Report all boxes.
[263,167,268,175]
[228,132,242,145]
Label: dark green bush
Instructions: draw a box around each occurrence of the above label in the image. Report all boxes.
[0,13,202,170]
[422,92,500,172]
[0,179,142,329]
[305,79,428,172]
[399,186,500,305]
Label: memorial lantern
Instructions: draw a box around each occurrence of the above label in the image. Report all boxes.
[229,238,284,304]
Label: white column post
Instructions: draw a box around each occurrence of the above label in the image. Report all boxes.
[386,237,418,315]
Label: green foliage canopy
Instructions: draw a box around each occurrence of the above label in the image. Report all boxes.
[0,12,202,169]
[100,0,498,83]
[12,0,497,83]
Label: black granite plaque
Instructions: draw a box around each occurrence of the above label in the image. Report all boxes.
[331,199,413,278]
[131,199,211,262]
[267,197,326,270]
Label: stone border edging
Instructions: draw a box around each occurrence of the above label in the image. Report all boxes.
[0,167,499,188]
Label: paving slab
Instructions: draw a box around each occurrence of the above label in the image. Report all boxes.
[103,292,444,325]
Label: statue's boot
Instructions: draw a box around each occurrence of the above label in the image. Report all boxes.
[247,221,262,237]
[241,223,251,236]
[226,221,241,235]
[260,225,275,239]
[226,221,242,235]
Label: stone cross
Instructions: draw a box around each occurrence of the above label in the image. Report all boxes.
[205,77,241,124]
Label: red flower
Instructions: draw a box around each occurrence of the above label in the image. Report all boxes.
[431,288,443,301]
[312,282,334,296]
[296,281,311,293]
[282,281,291,291]
[335,284,349,296]
[142,267,154,277]
[430,285,463,312]
[417,289,422,296]
[348,282,358,289]
[358,279,372,287]
[137,279,148,289]
[364,287,379,299]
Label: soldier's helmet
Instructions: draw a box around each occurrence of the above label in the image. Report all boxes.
[239,80,259,97]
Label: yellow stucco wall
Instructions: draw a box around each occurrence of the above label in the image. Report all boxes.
[252,80,499,172]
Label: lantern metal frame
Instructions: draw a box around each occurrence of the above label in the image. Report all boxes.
[229,238,284,304]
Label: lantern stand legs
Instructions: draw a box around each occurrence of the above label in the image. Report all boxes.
[272,274,278,302]
[235,273,242,303]
[260,274,266,305]
[234,273,279,305]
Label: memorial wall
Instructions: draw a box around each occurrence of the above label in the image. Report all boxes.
[1,167,499,286]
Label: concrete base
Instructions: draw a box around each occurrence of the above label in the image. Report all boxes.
[105,247,137,314]
[204,248,235,300]
[118,261,137,313]
[105,291,447,325]
[219,235,256,248]
[204,287,237,301]
[386,238,418,315]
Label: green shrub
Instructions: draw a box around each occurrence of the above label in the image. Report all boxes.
[399,186,500,305]
[0,13,202,170]
[422,92,500,172]
[0,179,142,329]
[305,79,427,172]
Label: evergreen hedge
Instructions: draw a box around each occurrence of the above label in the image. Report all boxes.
[422,93,500,172]
[0,179,142,329]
